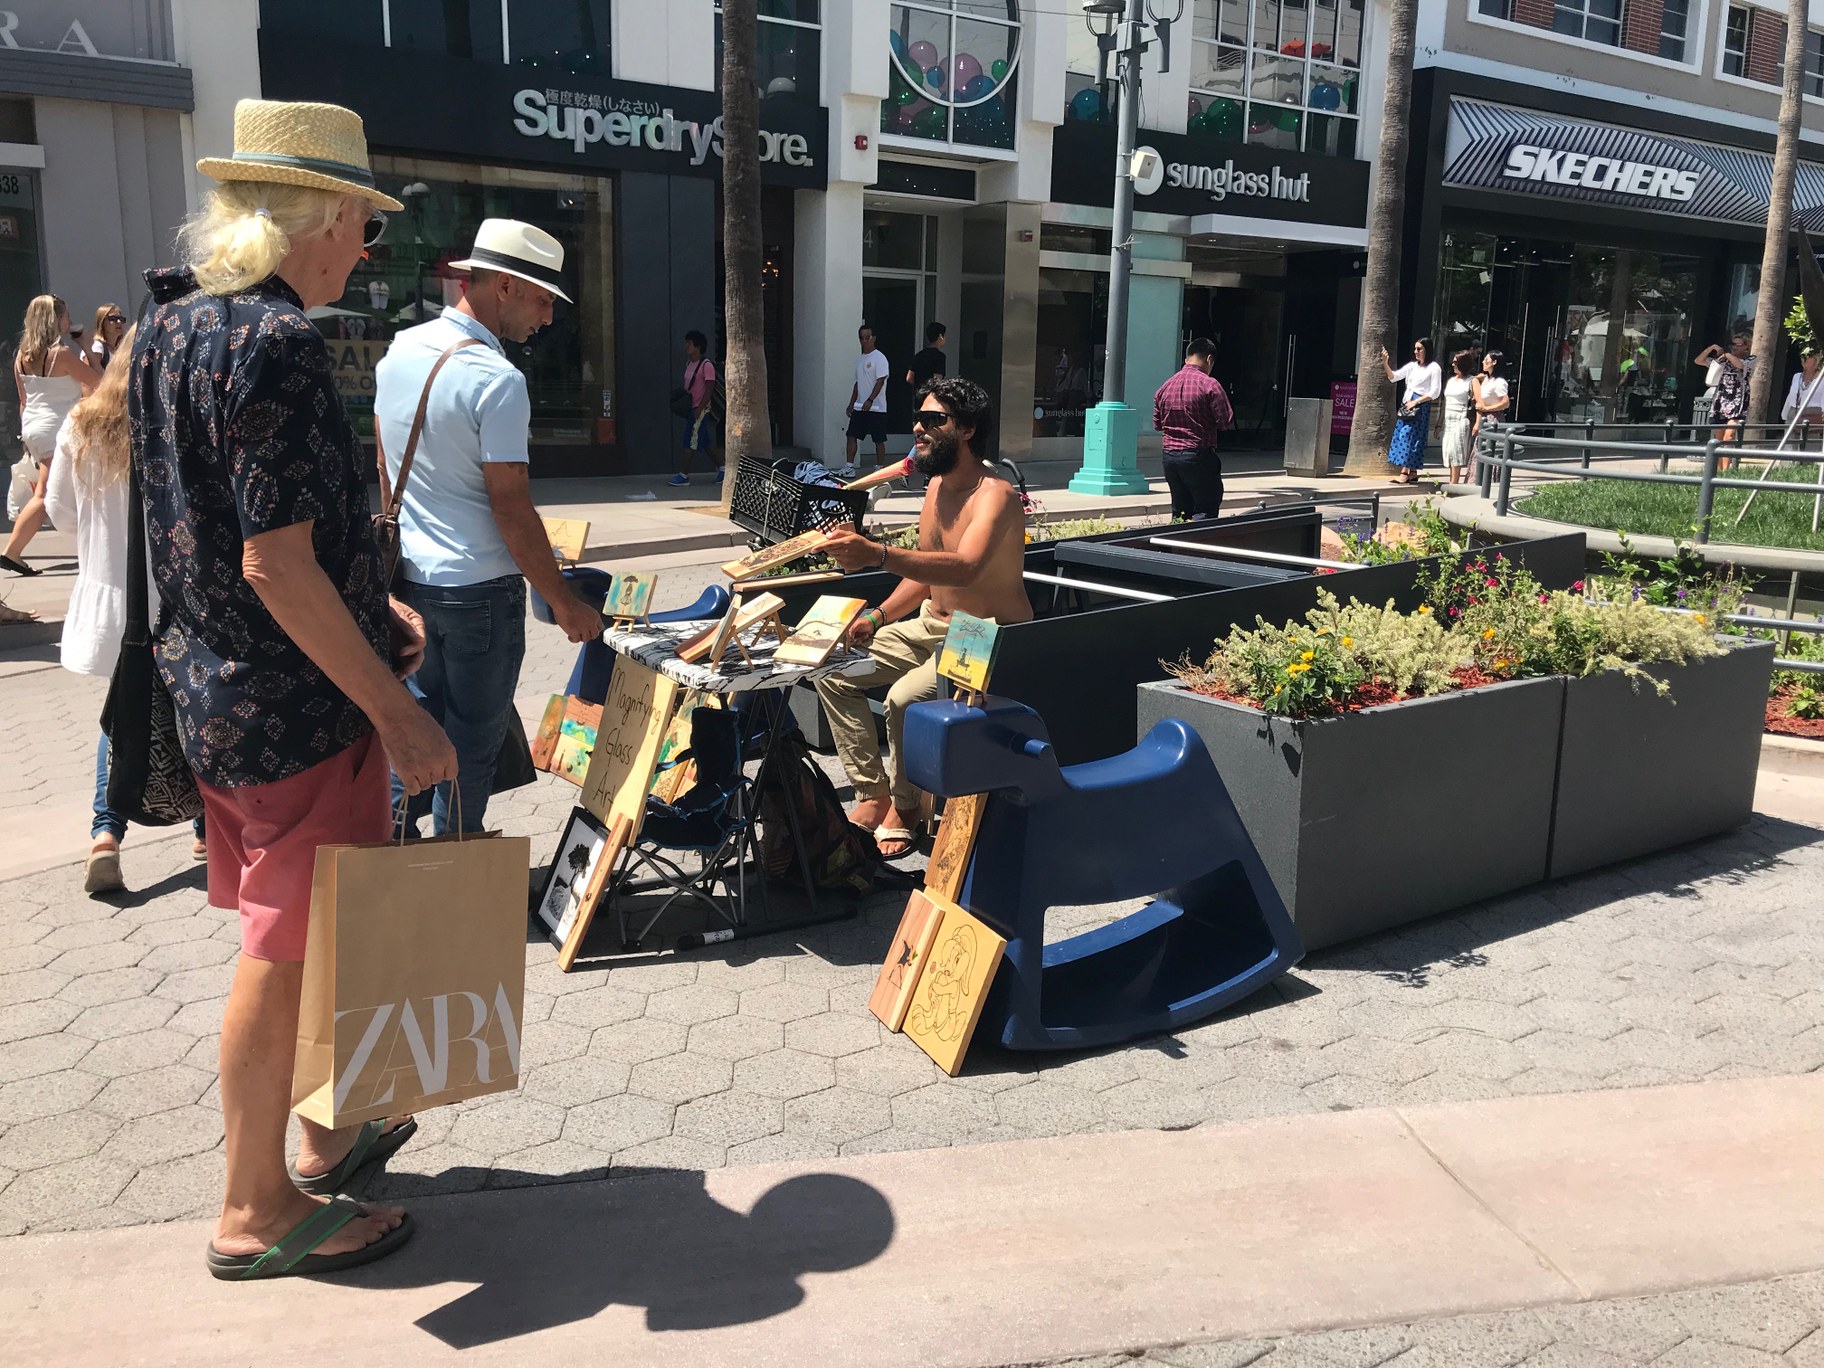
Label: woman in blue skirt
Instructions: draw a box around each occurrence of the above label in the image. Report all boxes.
[1380,338,1442,484]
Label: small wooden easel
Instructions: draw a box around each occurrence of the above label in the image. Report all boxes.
[730,597,789,666]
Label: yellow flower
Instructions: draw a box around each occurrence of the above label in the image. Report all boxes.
[1695,613,1708,625]
[1273,685,1282,696]
[1494,658,1510,669]
[1341,636,1354,648]
[1301,650,1314,662]
[1481,628,1496,641]
[1418,604,1433,615]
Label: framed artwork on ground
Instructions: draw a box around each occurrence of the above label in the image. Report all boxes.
[535,806,615,948]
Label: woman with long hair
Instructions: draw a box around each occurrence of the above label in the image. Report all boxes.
[1472,349,1510,481]
[43,329,207,892]
[87,302,124,370]
[1379,337,1441,486]
[1441,349,1477,486]
[3,293,97,575]
[136,98,447,1280]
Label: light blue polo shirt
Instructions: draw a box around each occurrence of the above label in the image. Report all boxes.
[374,309,531,587]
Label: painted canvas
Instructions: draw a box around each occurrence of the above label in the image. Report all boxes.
[923,792,986,903]
[775,595,866,667]
[867,891,944,1032]
[903,896,1007,1076]
[720,526,839,581]
[532,696,602,787]
[936,611,1001,694]
[607,571,657,622]
[535,806,613,945]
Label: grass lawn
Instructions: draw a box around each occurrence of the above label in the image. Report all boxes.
[1517,464,1824,552]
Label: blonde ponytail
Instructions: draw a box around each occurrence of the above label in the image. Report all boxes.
[179,180,346,295]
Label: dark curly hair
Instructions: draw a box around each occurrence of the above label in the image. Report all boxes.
[917,374,996,458]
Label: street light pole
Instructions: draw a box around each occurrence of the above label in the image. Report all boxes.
[1069,0,1152,496]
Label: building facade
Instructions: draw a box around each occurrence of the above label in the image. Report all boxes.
[1405,0,1824,429]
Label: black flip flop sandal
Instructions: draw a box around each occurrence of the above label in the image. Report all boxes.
[205,1198,413,1281]
[288,1116,418,1196]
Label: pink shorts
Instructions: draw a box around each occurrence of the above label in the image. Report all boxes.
[199,732,391,962]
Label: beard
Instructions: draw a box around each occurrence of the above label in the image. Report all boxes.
[913,427,962,476]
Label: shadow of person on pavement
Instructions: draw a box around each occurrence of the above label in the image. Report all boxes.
[344,1166,895,1349]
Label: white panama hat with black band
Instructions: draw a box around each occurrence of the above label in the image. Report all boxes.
[448,219,573,304]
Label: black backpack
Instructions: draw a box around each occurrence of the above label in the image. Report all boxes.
[758,728,907,895]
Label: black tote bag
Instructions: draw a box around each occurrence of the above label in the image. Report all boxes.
[101,457,203,826]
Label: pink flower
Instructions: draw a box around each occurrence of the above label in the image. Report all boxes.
[1485,578,1498,588]
[1572,580,1585,591]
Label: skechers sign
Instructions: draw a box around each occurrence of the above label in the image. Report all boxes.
[1442,96,1824,227]
[1500,145,1699,203]
[512,89,815,170]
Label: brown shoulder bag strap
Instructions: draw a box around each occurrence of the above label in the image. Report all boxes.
[379,336,486,517]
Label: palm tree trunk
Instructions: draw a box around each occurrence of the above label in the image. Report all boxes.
[1341,0,1419,476]
[718,0,772,515]
[1748,0,1807,428]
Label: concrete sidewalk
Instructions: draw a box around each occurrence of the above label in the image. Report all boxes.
[2,1073,1818,1367]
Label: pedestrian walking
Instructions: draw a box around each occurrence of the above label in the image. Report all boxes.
[1441,350,1477,486]
[841,323,890,477]
[1380,338,1441,485]
[375,217,604,838]
[87,303,125,370]
[906,320,947,393]
[1696,334,1754,470]
[1151,337,1234,520]
[41,329,207,893]
[670,328,722,486]
[3,293,97,575]
[136,97,439,1279]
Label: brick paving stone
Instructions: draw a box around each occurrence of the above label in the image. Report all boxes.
[737,980,830,1023]
[834,1043,943,1097]
[1151,1342,1279,1368]
[586,1016,689,1066]
[733,1048,835,1101]
[781,1086,892,1146]
[627,1052,734,1105]
[45,941,146,975]
[518,1019,592,1064]
[163,1000,225,1037]
[66,996,176,1040]
[692,954,787,991]
[613,1134,728,1172]
[90,1063,212,1120]
[890,1081,999,1140]
[0,1155,134,1226]
[0,969,70,1008]
[133,941,233,975]
[77,1029,194,1080]
[1097,1076,1207,1131]
[1788,1330,1824,1367]
[688,1014,784,1061]
[0,1032,91,1083]
[1535,1297,1696,1358]
[99,1104,221,1168]
[563,1094,676,1153]
[783,1011,883,1058]
[0,1108,118,1170]
[1038,1048,1142,1094]
[646,983,740,1026]
[0,1069,104,1125]
[1663,1283,1820,1353]
[727,1131,840,1165]
[487,1139,613,1187]
[125,915,219,947]
[365,1143,493,1199]
[519,1056,631,1108]
[672,1090,781,1146]
[115,1149,226,1222]
[150,963,236,1005]
[55,965,165,1010]
[597,960,698,994]
[448,1096,567,1155]
[550,985,647,1030]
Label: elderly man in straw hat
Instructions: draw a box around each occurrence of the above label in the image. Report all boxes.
[133,99,451,1279]
[375,218,603,839]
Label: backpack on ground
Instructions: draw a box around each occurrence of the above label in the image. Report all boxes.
[758,727,907,896]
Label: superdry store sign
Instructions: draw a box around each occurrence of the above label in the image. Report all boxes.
[258,35,828,190]
[1049,120,1368,231]
[1443,97,1824,228]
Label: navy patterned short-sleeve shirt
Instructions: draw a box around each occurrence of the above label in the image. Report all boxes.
[131,267,388,790]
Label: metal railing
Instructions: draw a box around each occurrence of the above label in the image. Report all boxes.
[1475,422,1824,543]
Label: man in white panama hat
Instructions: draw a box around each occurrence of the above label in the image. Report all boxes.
[375,218,604,838]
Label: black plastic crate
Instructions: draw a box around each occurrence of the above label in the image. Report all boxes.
[728,456,868,545]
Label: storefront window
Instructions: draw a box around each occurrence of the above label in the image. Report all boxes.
[507,0,610,74]
[330,157,616,450]
[715,0,823,105]
[387,1,502,61]
[257,2,610,70]
[1185,0,1363,157]
[1032,269,1107,439]
[883,0,1022,153]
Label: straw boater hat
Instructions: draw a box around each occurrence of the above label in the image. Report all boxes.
[449,220,573,304]
[196,99,404,213]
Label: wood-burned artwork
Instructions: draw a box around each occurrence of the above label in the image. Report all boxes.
[936,611,1001,695]
[922,791,986,903]
[903,896,1006,1076]
[719,526,839,581]
[531,695,602,787]
[867,891,944,1032]
[606,571,657,624]
[543,517,590,565]
[554,814,632,971]
[651,692,722,803]
[676,592,786,666]
[774,595,866,667]
[535,806,612,946]
[579,658,680,836]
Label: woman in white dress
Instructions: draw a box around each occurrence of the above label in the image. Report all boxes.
[1472,349,1511,480]
[42,329,206,891]
[1441,350,1477,485]
[2,293,97,575]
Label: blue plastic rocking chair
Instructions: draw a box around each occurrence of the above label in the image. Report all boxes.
[900,696,1303,1050]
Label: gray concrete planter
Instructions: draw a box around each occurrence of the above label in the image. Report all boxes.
[1548,637,1775,879]
[1137,677,1564,952]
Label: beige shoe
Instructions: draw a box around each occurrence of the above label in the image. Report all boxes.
[191,838,208,862]
[84,848,125,895]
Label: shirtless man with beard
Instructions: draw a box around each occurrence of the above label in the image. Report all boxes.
[817,375,1032,859]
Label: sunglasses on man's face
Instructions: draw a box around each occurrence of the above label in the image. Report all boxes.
[913,409,953,429]
[363,210,389,248]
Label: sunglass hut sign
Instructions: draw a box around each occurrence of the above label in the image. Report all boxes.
[513,87,815,170]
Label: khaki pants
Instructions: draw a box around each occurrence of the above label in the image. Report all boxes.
[815,602,949,813]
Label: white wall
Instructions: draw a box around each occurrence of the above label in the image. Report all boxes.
[612,2,714,91]
[795,182,864,466]
[172,0,262,216]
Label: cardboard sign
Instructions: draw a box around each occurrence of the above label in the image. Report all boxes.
[903,894,1006,1076]
[936,612,1000,694]
[775,595,865,667]
[720,526,837,581]
[579,657,680,834]
[868,890,944,1032]
[543,517,590,564]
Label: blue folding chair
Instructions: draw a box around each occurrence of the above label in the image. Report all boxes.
[531,568,730,704]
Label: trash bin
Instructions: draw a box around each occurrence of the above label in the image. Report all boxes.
[1283,397,1333,478]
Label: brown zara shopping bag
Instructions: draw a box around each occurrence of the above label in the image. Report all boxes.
[293,827,532,1130]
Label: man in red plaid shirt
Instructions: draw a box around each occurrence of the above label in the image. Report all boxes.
[1152,337,1234,520]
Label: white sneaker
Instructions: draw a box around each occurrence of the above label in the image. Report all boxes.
[833,463,859,479]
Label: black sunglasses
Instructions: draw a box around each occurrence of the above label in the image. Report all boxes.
[103,314,124,325]
[912,409,953,428]
[363,210,389,248]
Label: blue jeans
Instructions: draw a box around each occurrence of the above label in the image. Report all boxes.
[93,732,204,843]
[392,575,527,837]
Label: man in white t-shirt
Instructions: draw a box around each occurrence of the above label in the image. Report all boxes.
[842,324,890,477]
